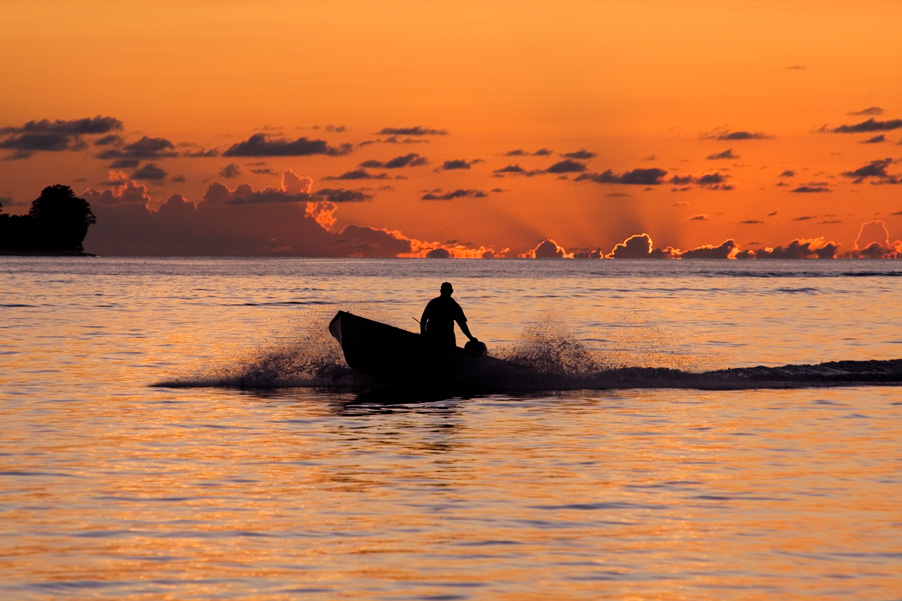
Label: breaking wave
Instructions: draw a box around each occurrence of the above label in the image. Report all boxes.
[153,315,902,392]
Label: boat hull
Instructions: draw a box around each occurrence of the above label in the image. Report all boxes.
[329,311,490,389]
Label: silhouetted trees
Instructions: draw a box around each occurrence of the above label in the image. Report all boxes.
[0,185,95,253]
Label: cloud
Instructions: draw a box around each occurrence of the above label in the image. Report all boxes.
[678,239,737,259]
[605,234,741,259]
[561,149,597,159]
[847,224,902,257]
[841,158,900,183]
[324,168,391,180]
[359,153,428,169]
[281,170,313,194]
[203,170,314,205]
[357,135,431,146]
[791,183,831,193]
[755,238,839,259]
[94,134,124,146]
[861,135,887,144]
[855,220,889,249]
[183,147,219,158]
[132,163,168,181]
[505,148,553,157]
[520,239,571,259]
[313,188,373,203]
[437,159,482,170]
[608,233,653,258]
[577,167,668,185]
[96,136,180,166]
[849,107,885,116]
[741,220,763,224]
[705,129,773,140]
[223,133,352,157]
[688,214,709,221]
[83,170,502,258]
[82,171,153,208]
[219,163,241,178]
[0,195,23,208]
[697,173,728,186]
[707,149,738,160]
[421,189,488,200]
[335,225,416,257]
[0,115,124,158]
[492,164,543,177]
[0,115,123,136]
[0,133,85,158]
[205,186,311,206]
[377,126,448,136]
[784,64,806,70]
[546,159,588,174]
[829,118,902,133]
[669,171,733,190]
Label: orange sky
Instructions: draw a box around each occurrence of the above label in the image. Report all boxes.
[2,0,901,257]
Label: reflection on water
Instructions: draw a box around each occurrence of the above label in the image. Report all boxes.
[2,385,900,600]
[2,257,902,599]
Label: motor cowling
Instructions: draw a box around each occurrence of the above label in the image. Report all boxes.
[464,339,487,355]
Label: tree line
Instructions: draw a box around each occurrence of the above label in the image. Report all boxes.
[0,185,96,254]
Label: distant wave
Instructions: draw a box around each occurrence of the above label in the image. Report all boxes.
[707,270,902,279]
[154,356,902,392]
[587,359,902,390]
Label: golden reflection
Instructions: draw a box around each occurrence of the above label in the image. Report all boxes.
[3,261,902,599]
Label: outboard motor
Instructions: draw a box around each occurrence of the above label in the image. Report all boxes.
[464,339,487,356]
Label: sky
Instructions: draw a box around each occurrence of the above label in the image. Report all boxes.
[2,0,902,258]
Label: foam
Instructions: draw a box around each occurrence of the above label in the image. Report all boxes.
[152,316,902,392]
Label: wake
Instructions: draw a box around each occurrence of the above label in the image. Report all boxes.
[152,316,902,391]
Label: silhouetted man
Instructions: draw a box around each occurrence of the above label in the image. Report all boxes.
[420,282,478,348]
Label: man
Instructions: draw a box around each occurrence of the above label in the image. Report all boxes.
[420,282,478,348]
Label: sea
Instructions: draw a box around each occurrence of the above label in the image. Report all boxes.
[2,257,901,600]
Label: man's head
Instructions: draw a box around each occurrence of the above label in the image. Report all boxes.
[440,282,453,297]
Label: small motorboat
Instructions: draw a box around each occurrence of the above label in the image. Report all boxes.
[329,310,496,389]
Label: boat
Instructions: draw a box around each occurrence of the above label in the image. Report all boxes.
[329,310,496,389]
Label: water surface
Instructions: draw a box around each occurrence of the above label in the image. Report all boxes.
[2,258,901,599]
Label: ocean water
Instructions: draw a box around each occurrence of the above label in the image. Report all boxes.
[2,257,901,600]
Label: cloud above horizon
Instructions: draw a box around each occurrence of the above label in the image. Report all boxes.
[96,136,180,168]
[707,149,738,160]
[0,116,124,159]
[576,167,668,185]
[842,158,900,183]
[546,159,588,174]
[359,153,428,169]
[437,159,483,171]
[223,133,352,157]
[376,126,448,136]
[829,118,902,134]
[705,129,773,141]
[421,188,488,200]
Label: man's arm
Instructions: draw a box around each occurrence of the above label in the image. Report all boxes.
[454,301,476,341]
[458,320,476,341]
